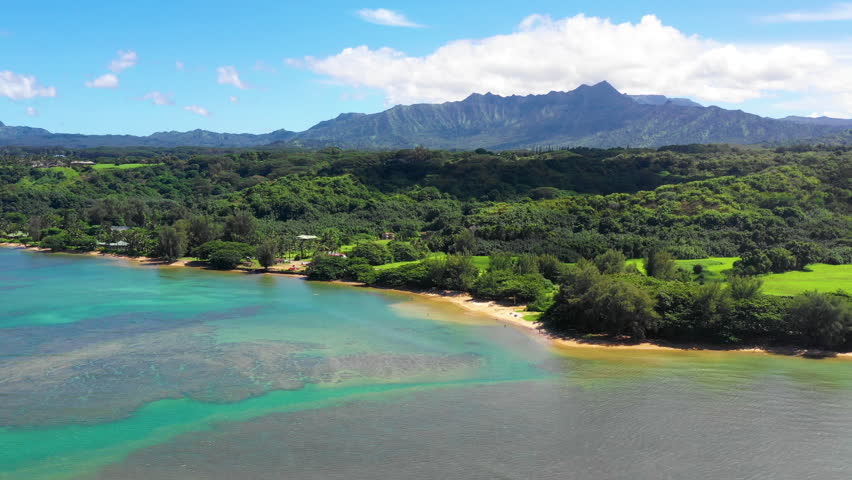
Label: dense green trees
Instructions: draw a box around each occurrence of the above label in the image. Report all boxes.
[787,292,852,348]
[3,146,849,266]
[728,276,763,301]
[306,254,351,281]
[645,251,681,280]
[545,261,658,339]
[224,210,256,243]
[388,241,422,262]
[594,249,626,274]
[209,248,245,270]
[469,253,556,306]
[256,239,278,271]
[350,242,392,266]
[187,215,217,252]
[735,242,826,275]
[41,233,69,251]
[542,261,851,348]
[427,255,479,291]
[157,226,186,263]
[196,241,254,269]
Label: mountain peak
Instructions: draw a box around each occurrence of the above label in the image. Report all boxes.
[334,112,366,121]
[577,80,619,94]
[572,81,625,101]
[0,120,5,127]
[592,80,616,90]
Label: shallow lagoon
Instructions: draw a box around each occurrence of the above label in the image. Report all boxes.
[1,248,850,480]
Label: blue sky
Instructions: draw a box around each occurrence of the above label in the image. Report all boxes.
[2,1,852,135]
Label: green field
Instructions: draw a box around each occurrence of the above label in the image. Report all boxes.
[626,257,737,281]
[373,252,445,271]
[625,258,646,274]
[677,257,738,282]
[471,255,491,271]
[339,251,850,297]
[44,166,81,177]
[373,253,491,272]
[91,163,158,171]
[761,264,852,296]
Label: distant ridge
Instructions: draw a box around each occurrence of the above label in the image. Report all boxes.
[0,125,296,148]
[779,116,852,128]
[628,94,702,108]
[1,82,848,149]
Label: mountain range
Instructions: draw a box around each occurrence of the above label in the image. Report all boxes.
[2,82,850,150]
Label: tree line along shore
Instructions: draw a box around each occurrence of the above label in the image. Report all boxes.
[1,144,850,351]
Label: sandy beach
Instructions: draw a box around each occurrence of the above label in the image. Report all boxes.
[3,243,849,359]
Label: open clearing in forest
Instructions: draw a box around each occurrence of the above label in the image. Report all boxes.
[91,163,157,170]
[761,264,852,296]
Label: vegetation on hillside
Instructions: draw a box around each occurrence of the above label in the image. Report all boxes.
[1,144,849,349]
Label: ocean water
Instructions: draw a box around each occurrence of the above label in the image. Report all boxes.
[0,247,850,480]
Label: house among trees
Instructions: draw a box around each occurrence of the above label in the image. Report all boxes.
[110,226,130,232]
[380,232,395,240]
[70,161,95,166]
[97,240,128,249]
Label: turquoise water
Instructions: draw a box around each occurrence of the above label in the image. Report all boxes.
[0,248,850,480]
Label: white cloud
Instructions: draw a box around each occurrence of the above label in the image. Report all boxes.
[85,73,119,88]
[216,66,246,89]
[229,95,239,103]
[357,8,422,27]
[25,106,37,117]
[0,70,57,99]
[176,61,185,71]
[108,50,138,73]
[184,104,211,116]
[300,13,852,116]
[762,3,852,23]
[142,91,174,105]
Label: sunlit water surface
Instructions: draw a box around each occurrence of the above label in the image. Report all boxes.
[0,248,850,479]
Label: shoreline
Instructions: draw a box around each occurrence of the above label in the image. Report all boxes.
[363,285,852,359]
[3,243,849,359]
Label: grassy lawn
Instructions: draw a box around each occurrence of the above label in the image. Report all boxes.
[339,239,391,253]
[471,256,491,271]
[677,257,737,282]
[91,163,158,171]
[626,257,848,295]
[373,252,446,271]
[625,257,737,281]
[373,259,419,271]
[761,264,852,296]
[373,253,491,272]
[521,311,543,322]
[625,258,646,274]
[45,166,81,178]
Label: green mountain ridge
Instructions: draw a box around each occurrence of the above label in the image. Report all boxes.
[1,82,848,149]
